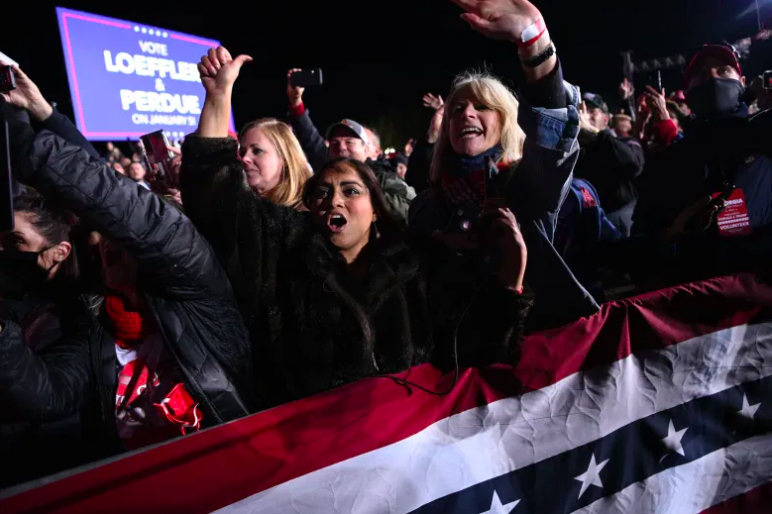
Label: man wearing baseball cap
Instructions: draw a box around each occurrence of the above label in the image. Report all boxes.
[682,44,745,119]
[574,91,645,236]
[633,43,772,242]
[284,71,415,224]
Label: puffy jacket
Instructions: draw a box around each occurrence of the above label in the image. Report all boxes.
[180,136,533,411]
[286,107,415,224]
[0,289,102,488]
[7,119,257,427]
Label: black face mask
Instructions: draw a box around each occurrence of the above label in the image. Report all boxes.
[686,77,744,120]
[0,249,53,298]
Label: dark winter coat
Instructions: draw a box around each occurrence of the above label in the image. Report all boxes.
[7,120,257,428]
[180,136,533,411]
[574,130,645,217]
[0,289,102,488]
[633,107,772,237]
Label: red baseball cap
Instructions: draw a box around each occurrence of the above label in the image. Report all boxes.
[683,44,742,87]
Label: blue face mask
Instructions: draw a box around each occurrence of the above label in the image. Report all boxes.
[686,77,744,120]
[0,248,53,298]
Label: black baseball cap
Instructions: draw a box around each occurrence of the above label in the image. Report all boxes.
[582,92,609,113]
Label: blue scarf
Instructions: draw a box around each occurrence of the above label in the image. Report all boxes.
[448,145,504,178]
[442,145,505,206]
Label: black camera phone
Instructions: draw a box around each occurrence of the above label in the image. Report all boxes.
[0,66,16,93]
[763,70,772,91]
[290,69,323,88]
[647,70,662,92]
[139,130,173,178]
[0,119,13,232]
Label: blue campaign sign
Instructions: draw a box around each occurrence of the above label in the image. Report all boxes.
[56,7,235,141]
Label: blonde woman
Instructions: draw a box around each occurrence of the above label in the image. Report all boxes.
[238,118,311,209]
[408,0,598,329]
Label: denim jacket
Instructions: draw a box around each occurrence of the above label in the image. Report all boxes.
[408,77,599,330]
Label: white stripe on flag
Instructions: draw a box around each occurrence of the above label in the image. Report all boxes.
[572,433,772,514]
[213,323,772,514]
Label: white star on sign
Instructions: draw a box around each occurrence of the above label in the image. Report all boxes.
[480,491,520,514]
[737,394,761,419]
[574,453,609,499]
[661,419,688,457]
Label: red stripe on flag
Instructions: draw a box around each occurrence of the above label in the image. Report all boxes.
[1,273,770,513]
[700,480,772,514]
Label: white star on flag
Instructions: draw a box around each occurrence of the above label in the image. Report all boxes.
[480,490,520,514]
[737,394,761,419]
[661,419,688,458]
[574,453,610,499]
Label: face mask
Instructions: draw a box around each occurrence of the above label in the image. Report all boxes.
[686,77,744,120]
[0,248,53,298]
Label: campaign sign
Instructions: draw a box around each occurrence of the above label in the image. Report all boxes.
[56,7,235,141]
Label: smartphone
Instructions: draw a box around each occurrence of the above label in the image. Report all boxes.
[763,70,772,91]
[647,70,662,92]
[290,69,323,88]
[140,130,173,178]
[0,120,13,232]
[0,66,17,93]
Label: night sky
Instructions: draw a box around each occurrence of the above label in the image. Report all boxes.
[3,0,769,148]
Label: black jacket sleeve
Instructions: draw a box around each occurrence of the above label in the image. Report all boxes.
[519,60,567,109]
[286,109,329,172]
[406,137,435,193]
[35,107,100,160]
[0,303,92,423]
[592,131,645,181]
[8,119,232,301]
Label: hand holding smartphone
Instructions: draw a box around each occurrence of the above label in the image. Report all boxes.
[289,69,323,88]
[139,130,174,179]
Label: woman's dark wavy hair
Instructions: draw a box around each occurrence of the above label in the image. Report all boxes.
[302,158,402,240]
[13,192,81,282]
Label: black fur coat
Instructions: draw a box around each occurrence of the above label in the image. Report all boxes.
[181,136,533,410]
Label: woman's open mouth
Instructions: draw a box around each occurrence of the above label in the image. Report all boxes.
[459,127,483,140]
[327,213,348,233]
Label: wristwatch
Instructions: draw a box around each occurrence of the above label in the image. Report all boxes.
[520,42,556,69]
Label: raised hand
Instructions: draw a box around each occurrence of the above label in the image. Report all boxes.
[578,102,598,134]
[0,61,53,121]
[450,0,542,42]
[404,138,416,157]
[422,93,444,111]
[619,78,634,100]
[644,86,670,123]
[196,47,250,137]
[287,69,305,108]
[197,46,253,98]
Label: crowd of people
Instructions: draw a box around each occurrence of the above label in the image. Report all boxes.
[1,0,771,490]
